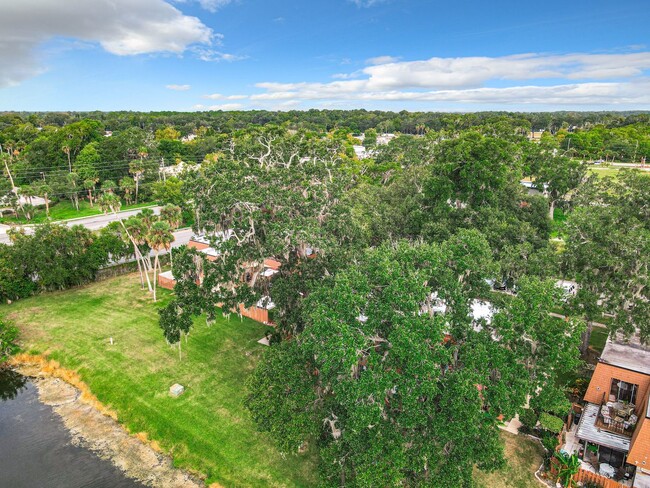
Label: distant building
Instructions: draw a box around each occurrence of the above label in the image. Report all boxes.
[159,160,199,178]
[353,145,369,159]
[376,133,396,145]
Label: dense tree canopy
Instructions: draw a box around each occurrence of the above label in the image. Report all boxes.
[0,109,646,486]
[247,240,582,487]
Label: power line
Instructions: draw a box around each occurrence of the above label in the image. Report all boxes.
[0,181,166,200]
[4,156,207,178]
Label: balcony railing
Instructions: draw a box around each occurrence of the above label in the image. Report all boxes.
[595,393,637,438]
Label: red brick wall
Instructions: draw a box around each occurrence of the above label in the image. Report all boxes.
[584,363,650,411]
[158,274,175,290]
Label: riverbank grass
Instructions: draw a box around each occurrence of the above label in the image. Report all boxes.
[2,273,316,487]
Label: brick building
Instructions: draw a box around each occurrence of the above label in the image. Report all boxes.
[158,233,279,325]
[574,333,650,486]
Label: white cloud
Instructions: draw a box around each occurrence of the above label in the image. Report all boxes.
[196,0,233,11]
[194,103,244,110]
[0,0,214,88]
[210,103,244,110]
[249,52,650,107]
[202,93,248,99]
[366,55,400,65]
[193,47,247,62]
[349,0,389,7]
[166,84,191,91]
[173,0,233,12]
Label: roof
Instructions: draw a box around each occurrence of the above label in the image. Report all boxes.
[575,403,631,452]
[191,230,234,246]
[199,247,221,258]
[600,333,650,376]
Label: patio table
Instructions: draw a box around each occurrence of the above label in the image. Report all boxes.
[599,463,616,478]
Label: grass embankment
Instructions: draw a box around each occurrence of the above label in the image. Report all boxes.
[474,432,545,488]
[0,200,155,224]
[2,274,316,487]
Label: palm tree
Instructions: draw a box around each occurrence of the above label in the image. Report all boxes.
[159,204,182,265]
[139,207,156,270]
[146,221,174,302]
[32,181,51,218]
[98,194,151,294]
[130,154,146,204]
[119,177,136,205]
[62,144,72,173]
[140,207,155,227]
[84,177,99,207]
[124,216,151,291]
[160,204,182,229]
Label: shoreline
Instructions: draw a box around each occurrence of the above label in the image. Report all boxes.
[10,355,208,488]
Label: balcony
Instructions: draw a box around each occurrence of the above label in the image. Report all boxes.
[594,394,638,438]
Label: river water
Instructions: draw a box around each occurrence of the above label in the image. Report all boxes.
[0,368,145,488]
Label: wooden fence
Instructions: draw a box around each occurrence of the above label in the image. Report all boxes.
[574,467,628,488]
[550,458,628,488]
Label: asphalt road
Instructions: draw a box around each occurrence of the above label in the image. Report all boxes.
[0,206,193,247]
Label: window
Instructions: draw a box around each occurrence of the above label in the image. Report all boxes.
[610,379,638,404]
[598,445,626,469]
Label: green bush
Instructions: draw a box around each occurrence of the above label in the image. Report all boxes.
[520,408,539,429]
[541,432,559,453]
[539,412,564,434]
[0,319,19,363]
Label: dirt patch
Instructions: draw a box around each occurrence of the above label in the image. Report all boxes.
[11,356,205,488]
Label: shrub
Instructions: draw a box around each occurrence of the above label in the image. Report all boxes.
[541,432,559,453]
[0,319,19,363]
[520,408,539,430]
[540,412,564,434]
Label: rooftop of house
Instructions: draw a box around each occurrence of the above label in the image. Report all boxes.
[600,332,650,376]
[190,230,234,246]
[200,247,221,258]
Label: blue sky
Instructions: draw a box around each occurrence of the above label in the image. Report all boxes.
[1,0,649,111]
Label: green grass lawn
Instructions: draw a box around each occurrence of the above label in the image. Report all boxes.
[2,274,317,487]
[587,166,621,179]
[0,200,155,224]
[473,432,544,488]
[550,207,567,239]
[588,326,609,355]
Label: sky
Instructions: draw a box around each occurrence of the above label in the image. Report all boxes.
[1,0,649,112]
